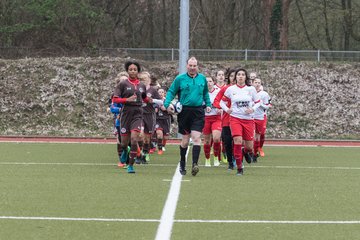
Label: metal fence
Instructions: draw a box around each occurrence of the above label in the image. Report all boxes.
[1,47,360,62]
[99,48,360,62]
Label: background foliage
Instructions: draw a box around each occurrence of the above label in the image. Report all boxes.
[1,0,360,57]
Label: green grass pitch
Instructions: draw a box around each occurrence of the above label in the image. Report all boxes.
[0,142,359,240]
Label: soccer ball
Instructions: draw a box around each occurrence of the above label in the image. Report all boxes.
[172,101,183,114]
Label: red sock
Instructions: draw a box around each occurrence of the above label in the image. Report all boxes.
[213,142,221,157]
[260,134,265,148]
[204,144,211,159]
[254,140,260,155]
[233,144,243,169]
[137,145,141,157]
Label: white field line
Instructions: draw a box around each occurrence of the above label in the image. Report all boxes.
[0,162,116,166]
[251,165,360,170]
[154,164,182,240]
[0,216,158,222]
[0,216,359,224]
[175,219,360,224]
[154,145,191,240]
[163,179,191,182]
[0,162,176,167]
[0,140,359,147]
[1,162,360,170]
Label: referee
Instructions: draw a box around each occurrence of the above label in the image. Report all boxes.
[164,57,211,176]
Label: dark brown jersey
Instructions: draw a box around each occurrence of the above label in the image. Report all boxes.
[156,98,171,120]
[143,86,161,114]
[113,78,146,108]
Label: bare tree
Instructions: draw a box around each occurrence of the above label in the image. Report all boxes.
[262,0,276,49]
[322,0,334,50]
[294,0,317,49]
[280,0,292,50]
[342,0,360,47]
[2,0,360,56]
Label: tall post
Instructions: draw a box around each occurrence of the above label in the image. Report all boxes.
[179,0,189,74]
[176,0,190,139]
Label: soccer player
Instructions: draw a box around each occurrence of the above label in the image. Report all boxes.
[212,69,226,162]
[139,71,162,163]
[214,70,226,90]
[112,60,154,174]
[109,72,128,168]
[220,68,260,176]
[155,87,172,154]
[164,56,212,176]
[249,72,257,84]
[252,79,271,160]
[213,68,237,170]
[203,76,222,167]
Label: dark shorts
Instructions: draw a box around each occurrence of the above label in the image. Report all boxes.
[143,113,156,134]
[155,118,171,135]
[177,106,205,135]
[120,107,143,135]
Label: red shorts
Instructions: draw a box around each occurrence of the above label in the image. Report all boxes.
[221,112,230,127]
[229,117,255,141]
[203,115,222,135]
[254,118,267,135]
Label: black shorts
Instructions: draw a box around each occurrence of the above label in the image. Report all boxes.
[155,118,171,135]
[120,106,143,135]
[143,112,156,134]
[177,106,205,135]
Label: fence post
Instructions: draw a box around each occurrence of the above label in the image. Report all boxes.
[245,49,248,61]
[171,48,174,61]
[317,50,320,62]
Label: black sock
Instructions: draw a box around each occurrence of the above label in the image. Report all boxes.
[157,138,163,150]
[180,146,188,169]
[117,144,122,157]
[192,145,201,165]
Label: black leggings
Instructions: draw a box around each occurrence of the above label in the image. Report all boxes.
[221,126,233,165]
